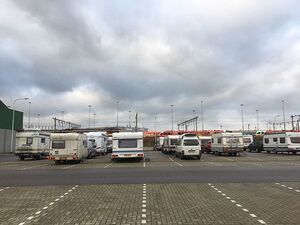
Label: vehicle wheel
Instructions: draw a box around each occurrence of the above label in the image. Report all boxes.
[267,151,270,154]
[19,156,25,161]
[293,152,297,155]
[197,155,201,160]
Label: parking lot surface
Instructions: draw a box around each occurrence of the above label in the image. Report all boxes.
[0,150,299,225]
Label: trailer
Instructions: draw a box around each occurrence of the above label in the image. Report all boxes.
[85,132,108,157]
[153,136,164,151]
[211,132,244,156]
[243,135,253,150]
[263,131,300,154]
[15,131,51,160]
[49,133,88,164]
[162,135,180,154]
[111,132,144,161]
[175,134,201,159]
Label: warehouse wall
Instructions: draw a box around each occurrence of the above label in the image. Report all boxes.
[0,129,15,153]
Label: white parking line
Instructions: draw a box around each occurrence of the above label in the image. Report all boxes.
[174,161,183,167]
[104,163,112,168]
[206,162,223,166]
[143,161,146,168]
[275,182,300,194]
[208,183,267,225]
[20,164,46,170]
[141,184,147,224]
[62,164,78,170]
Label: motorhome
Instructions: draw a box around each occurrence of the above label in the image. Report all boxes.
[198,136,212,153]
[85,132,108,156]
[243,135,253,150]
[15,131,51,160]
[153,136,164,151]
[263,131,300,154]
[111,132,144,161]
[162,135,180,154]
[175,134,201,159]
[49,133,88,164]
[211,132,244,156]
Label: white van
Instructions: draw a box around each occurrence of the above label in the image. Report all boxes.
[263,132,300,154]
[112,132,144,161]
[243,135,253,150]
[15,131,51,160]
[49,133,88,164]
[85,132,108,156]
[162,135,180,154]
[175,134,201,159]
[211,132,244,156]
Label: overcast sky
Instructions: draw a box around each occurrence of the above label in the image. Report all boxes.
[0,0,299,131]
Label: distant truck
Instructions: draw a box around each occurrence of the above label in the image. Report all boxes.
[243,135,253,150]
[111,132,144,161]
[162,135,180,154]
[15,131,51,160]
[175,134,201,159]
[49,133,88,164]
[211,132,244,156]
[263,131,300,154]
[198,136,212,153]
[85,132,108,156]
[153,136,164,151]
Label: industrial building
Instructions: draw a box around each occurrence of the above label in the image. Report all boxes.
[0,100,23,153]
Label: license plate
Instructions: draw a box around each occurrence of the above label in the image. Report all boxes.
[60,157,67,160]
[124,154,132,157]
[188,150,195,153]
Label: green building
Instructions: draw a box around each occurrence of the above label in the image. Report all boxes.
[0,100,24,153]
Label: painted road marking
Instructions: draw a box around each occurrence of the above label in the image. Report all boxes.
[207,162,223,166]
[18,185,79,225]
[275,182,299,194]
[208,183,267,225]
[141,184,147,224]
[20,164,46,170]
[104,163,112,168]
[62,164,78,170]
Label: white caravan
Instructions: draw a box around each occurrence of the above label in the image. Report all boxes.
[49,133,88,164]
[263,132,300,154]
[112,132,144,161]
[162,135,180,154]
[175,134,201,159]
[211,132,244,156]
[243,135,253,150]
[85,132,108,156]
[15,131,51,160]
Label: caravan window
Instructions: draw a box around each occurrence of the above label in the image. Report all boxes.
[52,140,65,149]
[118,139,137,148]
[83,140,87,147]
[41,138,46,143]
[217,138,222,144]
[264,138,269,144]
[170,139,178,145]
[290,137,300,143]
[184,139,199,146]
[280,138,286,143]
[226,137,239,144]
[26,137,33,145]
[243,138,252,143]
[273,138,278,142]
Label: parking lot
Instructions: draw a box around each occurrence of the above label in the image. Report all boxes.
[0,151,300,225]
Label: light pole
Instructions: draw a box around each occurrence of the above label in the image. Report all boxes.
[28,101,31,128]
[256,109,259,130]
[11,97,29,154]
[88,105,92,128]
[154,115,157,132]
[37,113,40,128]
[282,100,286,130]
[170,104,174,131]
[129,110,131,128]
[240,104,244,133]
[201,100,204,131]
[116,101,119,127]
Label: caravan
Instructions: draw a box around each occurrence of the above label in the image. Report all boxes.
[85,132,108,156]
[162,135,180,154]
[263,131,300,154]
[211,132,244,156]
[243,135,253,150]
[49,133,88,164]
[112,132,144,161]
[15,131,51,160]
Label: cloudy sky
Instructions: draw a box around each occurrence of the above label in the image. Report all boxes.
[0,0,299,131]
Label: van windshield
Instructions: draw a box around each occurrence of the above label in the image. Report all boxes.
[52,140,65,149]
[290,137,300,144]
[184,139,199,146]
[118,139,137,148]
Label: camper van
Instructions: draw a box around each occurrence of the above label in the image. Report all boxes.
[111,132,144,161]
[15,131,51,160]
[243,135,253,150]
[211,132,244,156]
[263,131,300,154]
[175,134,201,159]
[154,136,164,151]
[198,136,212,153]
[162,135,180,154]
[49,133,88,164]
[85,132,108,156]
